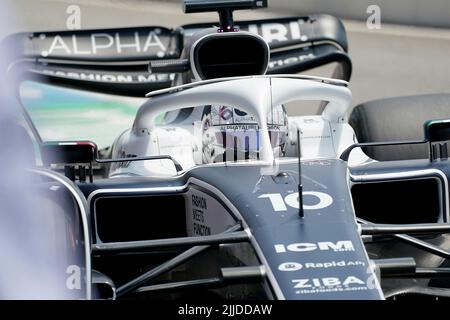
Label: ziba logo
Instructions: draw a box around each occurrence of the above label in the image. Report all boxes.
[274,241,355,253]
[292,276,366,289]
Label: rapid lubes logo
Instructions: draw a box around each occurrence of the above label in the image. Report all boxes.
[278,260,365,271]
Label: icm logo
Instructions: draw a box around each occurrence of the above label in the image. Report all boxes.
[274,241,355,253]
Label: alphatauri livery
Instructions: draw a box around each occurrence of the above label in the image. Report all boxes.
[5,0,450,300]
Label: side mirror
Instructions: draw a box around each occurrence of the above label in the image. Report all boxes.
[40,141,97,182]
[424,119,450,142]
[424,119,450,161]
[40,141,97,165]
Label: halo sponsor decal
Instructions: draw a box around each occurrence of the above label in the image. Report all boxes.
[219,106,233,121]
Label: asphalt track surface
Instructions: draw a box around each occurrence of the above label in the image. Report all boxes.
[4,0,450,111]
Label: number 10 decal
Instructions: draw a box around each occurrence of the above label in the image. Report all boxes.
[258,192,333,212]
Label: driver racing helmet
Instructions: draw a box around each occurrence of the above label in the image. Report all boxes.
[201,105,289,163]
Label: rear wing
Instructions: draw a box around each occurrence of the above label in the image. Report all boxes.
[4,26,182,96]
[4,15,351,97]
[183,15,348,51]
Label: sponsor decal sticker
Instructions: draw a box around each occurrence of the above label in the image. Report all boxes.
[268,53,315,70]
[278,260,365,271]
[245,20,309,44]
[36,69,175,83]
[292,276,368,294]
[274,241,355,253]
[191,194,211,236]
[39,30,168,58]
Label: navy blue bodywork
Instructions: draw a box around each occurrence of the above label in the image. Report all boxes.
[84,159,383,300]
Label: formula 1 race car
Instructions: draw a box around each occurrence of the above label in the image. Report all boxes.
[3,0,450,300]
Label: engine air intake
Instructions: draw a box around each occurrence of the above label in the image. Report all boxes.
[192,33,269,80]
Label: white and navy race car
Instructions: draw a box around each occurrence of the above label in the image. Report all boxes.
[2,0,450,300]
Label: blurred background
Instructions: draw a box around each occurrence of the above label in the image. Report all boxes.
[3,0,450,147]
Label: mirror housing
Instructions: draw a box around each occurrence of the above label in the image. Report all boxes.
[424,119,450,161]
[40,141,97,182]
[40,141,97,166]
[424,119,450,142]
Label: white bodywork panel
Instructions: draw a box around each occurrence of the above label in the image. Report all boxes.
[109,76,368,177]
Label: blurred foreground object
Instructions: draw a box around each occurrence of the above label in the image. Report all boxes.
[0,1,88,299]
